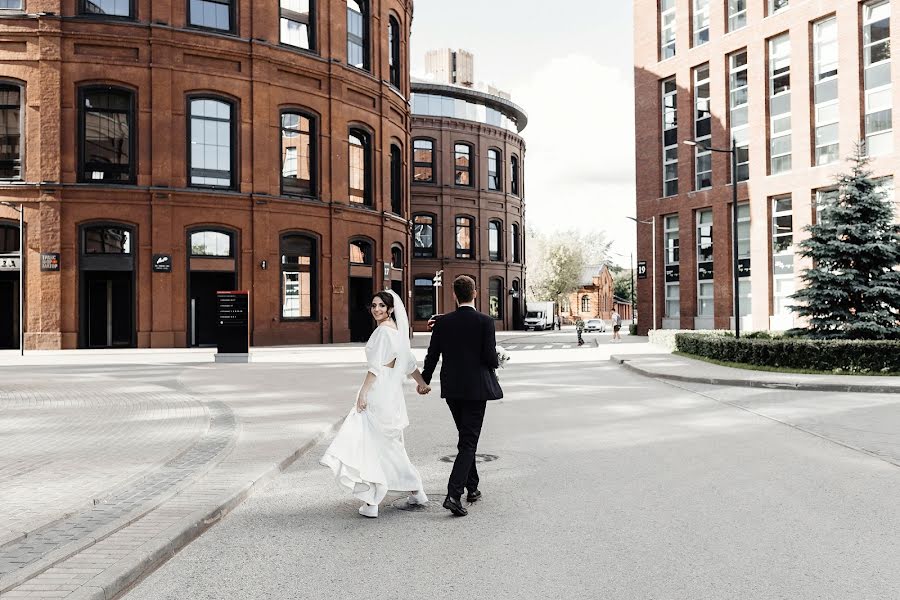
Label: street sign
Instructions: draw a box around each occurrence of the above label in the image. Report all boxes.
[637,261,648,279]
[217,291,249,354]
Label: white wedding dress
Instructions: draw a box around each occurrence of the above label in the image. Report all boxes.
[320,321,424,506]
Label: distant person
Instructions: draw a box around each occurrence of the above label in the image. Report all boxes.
[611,309,622,341]
[575,318,585,346]
[555,314,562,330]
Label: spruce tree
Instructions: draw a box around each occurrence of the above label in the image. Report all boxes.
[790,148,900,339]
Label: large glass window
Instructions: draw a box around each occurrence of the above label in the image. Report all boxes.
[692,0,709,47]
[768,0,788,15]
[511,223,520,263]
[489,278,503,320]
[0,1,22,9]
[487,149,501,191]
[189,0,233,32]
[729,51,749,182]
[769,33,792,174]
[189,98,233,188]
[411,93,520,133]
[693,64,712,190]
[736,203,751,317]
[81,0,132,16]
[190,230,233,257]
[390,144,402,214]
[388,16,401,88]
[662,78,678,196]
[813,17,839,166]
[581,295,590,313]
[696,209,714,317]
[489,220,502,261]
[413,214,434,258]
[771,196,793,315]
[348,129,371,206]
[413,139,434,183]
[281,234,316,319]
[347,0,369,70]
[664,214,680,318]
[455,216,473,259]
[0,84,22,180]
[510,155,519,195]
[350,239,373,264]
[413,277,434,321]
[728,0,746,32]
[80,87,134,183]
[864,1,892,156]
[281,111,314,196]
[660,0,676,59]
[84,226,131,254]
[454,143,472,186]
[281,0,312,50]
[0,223,19,253]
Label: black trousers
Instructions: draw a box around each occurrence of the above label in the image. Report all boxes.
[445,397,487,500]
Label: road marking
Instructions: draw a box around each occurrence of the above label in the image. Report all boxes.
[543,345,553,349]
[561,345,571,349]
[506,345,518,349]
[524,345,535,350]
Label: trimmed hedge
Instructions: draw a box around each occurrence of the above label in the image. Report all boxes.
[675,333,900,374]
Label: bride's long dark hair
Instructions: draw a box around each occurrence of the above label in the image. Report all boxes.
[372,291,397,322]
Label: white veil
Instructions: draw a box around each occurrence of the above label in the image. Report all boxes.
[386,289,412,355]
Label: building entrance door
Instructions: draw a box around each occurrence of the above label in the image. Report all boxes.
[84,271,134,348]
[348,276,374,342]
[190,271,237,346]
[0,272,18,349]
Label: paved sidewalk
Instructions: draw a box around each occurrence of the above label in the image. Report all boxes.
[612,352,900,393]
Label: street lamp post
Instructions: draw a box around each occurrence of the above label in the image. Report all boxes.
[684,137,741,338]
[627,216,656,331]
[1,201,23,355]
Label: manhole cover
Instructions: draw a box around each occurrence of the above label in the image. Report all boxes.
[439,453,499,463]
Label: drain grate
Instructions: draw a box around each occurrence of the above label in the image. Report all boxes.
[439,453,499,464]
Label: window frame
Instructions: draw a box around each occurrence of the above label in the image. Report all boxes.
[388,15,401,88]
[413,213,435,258]
[661,77,678,196]
[348,127,372,207]
[280,232,318,321]
[346,0,370,71]
[0,81,23,181]
[390,143,403,215]
[488,219,502,261]
[82,223,134,255]
[78,0,136,18]
[187,0,236,34]
[862,0,892,157]
[660,0,676,59]
[188,228,236,258]
[511,222,521,263]
[510,154,520,196]
[693,64,712,190]
[663,214,680,318]
[454,142,473,187]
[692,0,710,47]
[487,148,502,192]
[768,33,792,175]
[728,0,747,32]
[280,109,317,198]
[412,137,435,184]
[280,0,315,51]
[455,215,474,259]
[413,275,435,321]
[187,95,238,190]
[488,277,503,320]
[696,209,714,317]
[78,85,137,185]
[729,50,749,182]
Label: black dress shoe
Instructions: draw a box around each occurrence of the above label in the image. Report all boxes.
[466,490,482,503]
[443,495,468,517]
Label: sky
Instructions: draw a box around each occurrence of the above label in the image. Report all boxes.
[409,0,637,267]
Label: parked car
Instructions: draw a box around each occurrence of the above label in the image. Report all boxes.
[584,319,606,332]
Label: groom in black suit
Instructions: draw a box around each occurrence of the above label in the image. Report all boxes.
[421,275,502,517]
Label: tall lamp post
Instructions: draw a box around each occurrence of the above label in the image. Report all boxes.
[684,137,742,338]
[627,216,656,332]
[1,201,23,355]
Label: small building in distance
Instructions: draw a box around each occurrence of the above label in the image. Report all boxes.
[562,265,633,324]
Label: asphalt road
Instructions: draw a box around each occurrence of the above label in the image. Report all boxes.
[124,355,900,600]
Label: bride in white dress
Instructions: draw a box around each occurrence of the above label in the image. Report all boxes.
[320,290,431,518]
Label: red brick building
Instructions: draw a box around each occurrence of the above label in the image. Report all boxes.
[0,0,413,349]
[634,0,900,335]
[409,81,527,331]
[562,264,633,324]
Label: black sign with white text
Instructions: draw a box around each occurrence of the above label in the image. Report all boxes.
[637,261,648,279]
[152,254,173,273]
[40,253,60,272]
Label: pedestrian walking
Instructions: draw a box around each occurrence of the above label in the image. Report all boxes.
[575,318,585,346]
[611,309,622,342]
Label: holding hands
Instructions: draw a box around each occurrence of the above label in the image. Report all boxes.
[416,384,431,395]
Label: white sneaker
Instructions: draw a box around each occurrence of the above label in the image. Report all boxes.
[358,503,378,518]
[407,490,429,505]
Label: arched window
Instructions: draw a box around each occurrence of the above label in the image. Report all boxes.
[80,86,135,183]
[581,295,590,313]
[0,222,19,254]
[413,276,434,320]
[511,223,520,263]
[510,154,520,196]
[80,0,133,17]
[391,245,403,269]
[281,0,313,50]
[188,0,234,32]
[281,111,316,196]
[347,0,369,71]
[281,234,317,319]
[413,138,434,183]
[83,225,132,254]
[348,129,371,206]
[190,230,233,257]
[488,220,502,261]
[0,83,22,180]
[487,148,502,191]
[390,143,403,214]
[489,277,503,320]
[413,214,434,258]
[189,97,235,188]
[454,143,472,186]
[388,15,401,88]
[349,238,373,264]
[455,216,474,259]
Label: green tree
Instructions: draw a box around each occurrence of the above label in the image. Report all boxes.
[526,230,612,306]
[790,149,900,339]
[612,268,633,303]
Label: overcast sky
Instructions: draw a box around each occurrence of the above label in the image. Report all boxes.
[410,0,637,267]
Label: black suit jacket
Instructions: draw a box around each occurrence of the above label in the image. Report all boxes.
[422,306,501,401]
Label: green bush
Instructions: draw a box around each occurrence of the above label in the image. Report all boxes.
[675,333,900,374]
[628,323,637,336]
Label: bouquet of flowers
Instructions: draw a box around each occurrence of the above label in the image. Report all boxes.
[495,345,511,379]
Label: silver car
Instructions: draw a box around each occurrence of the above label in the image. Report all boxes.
[584,319,606,332]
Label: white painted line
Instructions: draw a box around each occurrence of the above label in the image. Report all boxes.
[543,345,553,349]
[524,345,536,350]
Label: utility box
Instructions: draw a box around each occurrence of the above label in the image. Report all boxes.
[215,290,250,362]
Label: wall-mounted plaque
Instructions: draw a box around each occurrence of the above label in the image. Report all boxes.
[40,252,60,272]
[152,254,173,273]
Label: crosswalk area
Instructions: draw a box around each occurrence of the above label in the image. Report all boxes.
[501,342,589,351]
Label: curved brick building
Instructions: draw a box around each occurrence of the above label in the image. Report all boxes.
[409,80,527,331]
[0,0,413,349]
